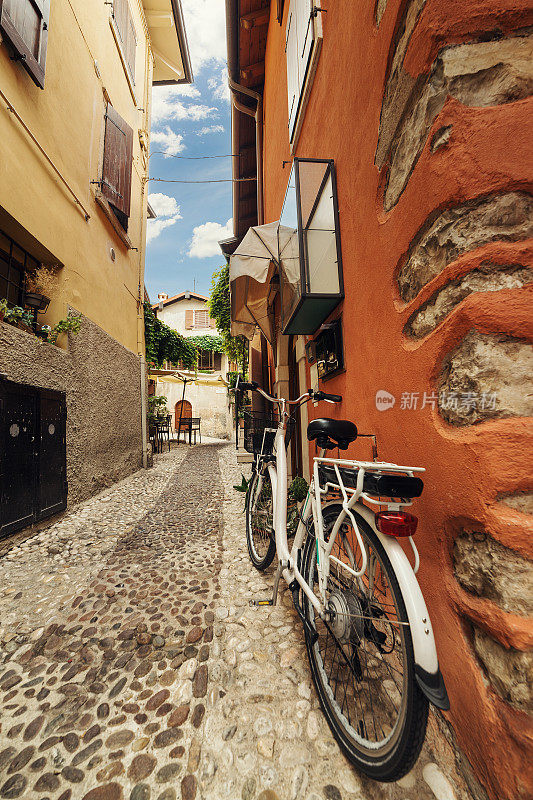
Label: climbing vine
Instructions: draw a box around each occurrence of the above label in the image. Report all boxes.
[209,265,248,370]
[144,302,196,368]
[187,334,225,353]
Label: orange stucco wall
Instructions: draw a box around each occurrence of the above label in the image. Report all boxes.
[261,2,533,798]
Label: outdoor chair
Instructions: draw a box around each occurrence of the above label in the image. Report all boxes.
[190,417,201,444]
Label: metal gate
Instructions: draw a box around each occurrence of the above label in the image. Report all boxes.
[0,379,67,538]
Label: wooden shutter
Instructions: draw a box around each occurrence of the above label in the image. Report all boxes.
[213,353,222,371]
[0,0,50,88]
[296,0,313,97]
[113,0,136,82]
[102,103,133,218]
[285,0,322,145]
[285,3,298,140]
[126,11,136,81]
[113,0,127,41]
[184,309,193,329]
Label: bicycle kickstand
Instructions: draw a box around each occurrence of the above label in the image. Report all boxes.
[249,562,283,607]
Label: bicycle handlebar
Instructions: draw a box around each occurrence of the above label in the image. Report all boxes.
[313,391,342,403]
[235,377,342,405]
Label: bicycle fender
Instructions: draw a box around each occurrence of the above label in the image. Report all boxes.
[324,501,440,677]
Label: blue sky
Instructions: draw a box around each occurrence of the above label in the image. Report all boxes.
[145,0,232,301]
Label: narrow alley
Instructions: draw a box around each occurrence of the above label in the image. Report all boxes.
[0,445,472,800]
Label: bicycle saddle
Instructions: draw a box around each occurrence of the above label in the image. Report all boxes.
[307,418,358,450]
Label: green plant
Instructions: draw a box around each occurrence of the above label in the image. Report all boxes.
[20,309,34,327]
[209,265,248,371]
[47,314,81,344]
[233,474,251,493]
[187,334,225,353]
[148,395,168,423]
[144,302,196,369]
[289,476,309,502]
[4,305,24,323]
[0,298,8,317]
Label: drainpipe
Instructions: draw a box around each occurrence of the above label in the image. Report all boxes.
[140,354,148,468]
[228,77,264,226]
[225,0,264,229]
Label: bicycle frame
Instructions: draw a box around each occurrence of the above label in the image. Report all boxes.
[250,388,444,682]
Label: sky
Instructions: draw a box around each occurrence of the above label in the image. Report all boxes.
[145,0,232,301]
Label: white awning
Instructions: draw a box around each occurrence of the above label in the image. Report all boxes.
[229,222,298,341]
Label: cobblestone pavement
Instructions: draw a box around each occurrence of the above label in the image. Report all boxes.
[0,445,474,800]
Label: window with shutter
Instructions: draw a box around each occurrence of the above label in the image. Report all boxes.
[285,0,323,146]
[213,353,222,372]
[193,309,209,329]
[101,103,133,229]
[112,0,136,82]
[184,309,193,329]
[0,0,50,88]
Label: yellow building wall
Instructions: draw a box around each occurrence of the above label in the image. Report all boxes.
[0,0,153,353]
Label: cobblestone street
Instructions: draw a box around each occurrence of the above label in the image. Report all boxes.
[0,445,473,800]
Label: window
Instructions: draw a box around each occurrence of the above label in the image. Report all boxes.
[285,0,323,146]
[0,0,50,88]
[112,0,136,83]
[100,103,133,231]
[184,308,216,329]
[198,350,214,370]
[194,309,209,328]
[0,228,39,307]
[279,158,343,334]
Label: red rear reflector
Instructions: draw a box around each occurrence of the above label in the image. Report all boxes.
[376,511,418,537]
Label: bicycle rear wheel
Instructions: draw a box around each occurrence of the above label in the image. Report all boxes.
[246,468,276,571]
[301,505,428,781]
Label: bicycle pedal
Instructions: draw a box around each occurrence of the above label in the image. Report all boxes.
[249,599,274,607]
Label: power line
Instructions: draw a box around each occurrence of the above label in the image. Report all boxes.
[148,177,256,184]
[150,151,240,160]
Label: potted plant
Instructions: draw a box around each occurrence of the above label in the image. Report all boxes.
[4,305,24,327]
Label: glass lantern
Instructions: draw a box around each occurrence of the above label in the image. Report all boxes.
[279,158,343,335]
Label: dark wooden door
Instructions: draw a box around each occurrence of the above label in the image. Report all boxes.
[0,379,67,538]
[0,381,38,535]
[38,390,67,520]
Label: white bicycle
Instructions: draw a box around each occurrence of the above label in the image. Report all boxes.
[236,378,449,782]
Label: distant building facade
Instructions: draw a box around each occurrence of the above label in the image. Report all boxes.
[151,291,232,439]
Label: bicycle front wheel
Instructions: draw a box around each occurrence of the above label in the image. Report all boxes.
[301,505,428,781]
[246,468,276,571]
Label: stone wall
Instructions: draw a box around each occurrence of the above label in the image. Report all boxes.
[0,312,143,507]
[375,2,533,798]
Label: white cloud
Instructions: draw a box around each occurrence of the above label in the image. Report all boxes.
[147,217,180,244]
[207,68,230,102]
[173,84,201,98]
[197,125,224,136]
[151,86,217,124]
[181,0,227,74]
[147,193,183,244]
[148,193,181,217]
[150,126,185,157]
[188,218,233,258]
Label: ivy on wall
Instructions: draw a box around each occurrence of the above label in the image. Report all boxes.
[209,265,248,370]
[187,334,225,353]
[144,302,196,368]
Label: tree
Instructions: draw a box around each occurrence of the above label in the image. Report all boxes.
[209,265,248,372]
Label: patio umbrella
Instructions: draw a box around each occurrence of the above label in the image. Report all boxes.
[229,221,297,343]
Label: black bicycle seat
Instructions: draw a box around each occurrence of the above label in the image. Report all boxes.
[307,418,358,449]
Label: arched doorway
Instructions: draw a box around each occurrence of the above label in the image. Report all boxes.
[175,400,192,432]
